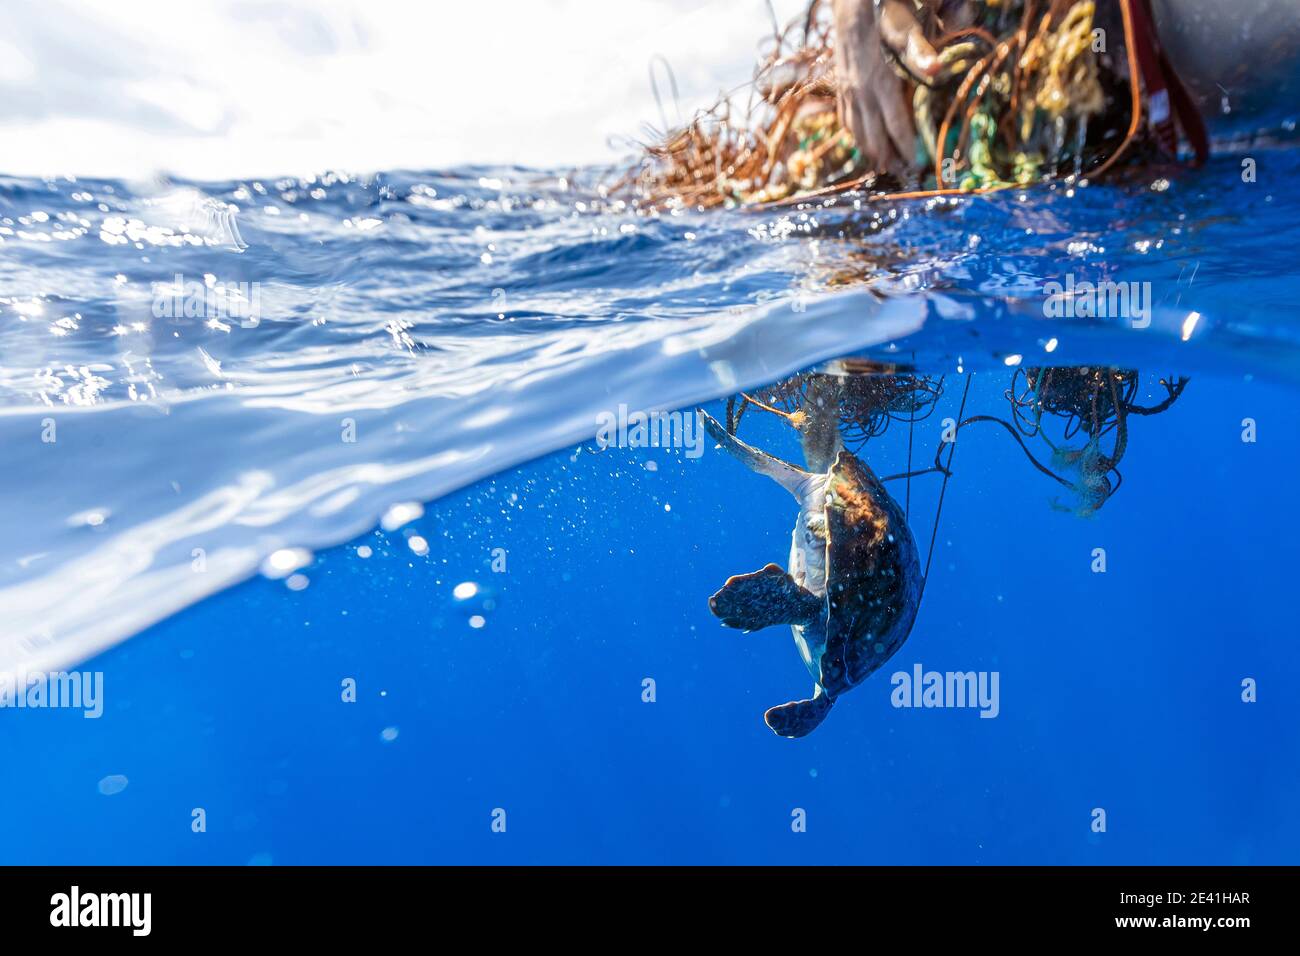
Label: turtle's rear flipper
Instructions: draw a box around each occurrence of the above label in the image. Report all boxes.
[709,563,821,631]
[765,692,834,738]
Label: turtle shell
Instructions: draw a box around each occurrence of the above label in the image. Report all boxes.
[815,450,922,693]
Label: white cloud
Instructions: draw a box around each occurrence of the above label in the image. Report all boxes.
[0,0,808,178]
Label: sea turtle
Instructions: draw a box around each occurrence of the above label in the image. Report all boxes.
[700,408,922,737]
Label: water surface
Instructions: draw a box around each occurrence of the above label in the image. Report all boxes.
[1,141,1298,862]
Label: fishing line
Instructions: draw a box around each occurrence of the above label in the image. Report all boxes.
[955,414,1073,488]
[906,352,916,522]
[648,55,682,135]
[920,372,972,605]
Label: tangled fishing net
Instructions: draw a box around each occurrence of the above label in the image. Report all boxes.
[727,363,944,450]
[613,0,1150,210]
[962,366,1188,515]
[727,364,1188,518]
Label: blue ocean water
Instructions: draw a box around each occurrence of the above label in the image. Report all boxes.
[2,140,1299,863]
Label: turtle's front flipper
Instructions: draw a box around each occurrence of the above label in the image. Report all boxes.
[764,689,834,738]
[699,409,812,499]
[709,563,821,631]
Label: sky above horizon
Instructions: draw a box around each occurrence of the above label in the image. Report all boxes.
[0,0,809,180]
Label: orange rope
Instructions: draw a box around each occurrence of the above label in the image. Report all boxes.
[934,49,995,187]
[957,39,1017,164]
[1086,0,1141,180]
[935,26,1000,50]
[751,0,1141,212]
[739,392,800,422]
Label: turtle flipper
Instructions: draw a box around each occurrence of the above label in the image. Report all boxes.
[764,689,834,738]
[699,410,812,498]
[709,563,821,631]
